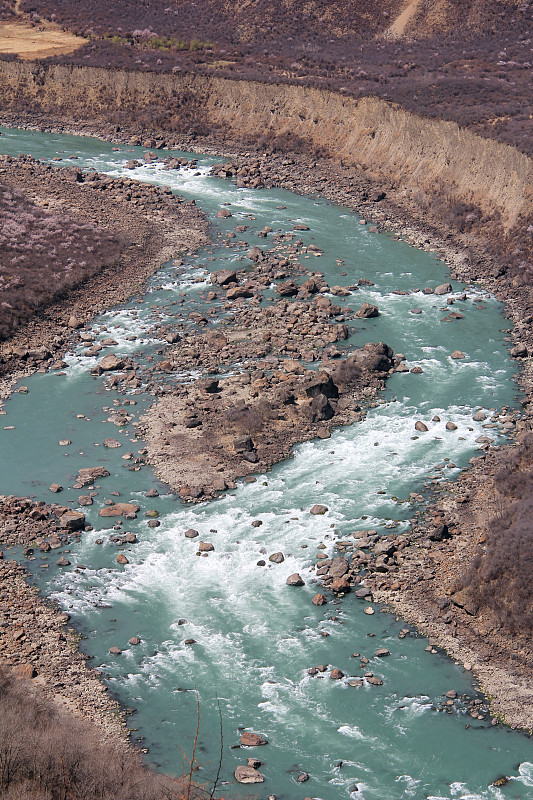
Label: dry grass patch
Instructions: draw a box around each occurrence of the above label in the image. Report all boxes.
[0,21,85,59]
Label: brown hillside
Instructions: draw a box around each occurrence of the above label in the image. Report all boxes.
[5,0,529,43]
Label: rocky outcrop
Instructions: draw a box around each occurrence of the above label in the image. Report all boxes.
[139,341,393,499]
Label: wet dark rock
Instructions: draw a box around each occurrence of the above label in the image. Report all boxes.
[429,523,450,542]
[355,303,379,318]
[306,373,339,401]
[312,593,327,606]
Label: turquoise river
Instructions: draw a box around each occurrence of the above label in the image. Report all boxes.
[1,127,532,799]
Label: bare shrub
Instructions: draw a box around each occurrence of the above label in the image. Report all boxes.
[458,436,533,635]
[0,666,212,800]
[0,180,123,339]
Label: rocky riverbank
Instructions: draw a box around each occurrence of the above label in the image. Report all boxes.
[0,154,208,745]
[0,152,209,400]
[369,445,533,731]
[0,494,128,739]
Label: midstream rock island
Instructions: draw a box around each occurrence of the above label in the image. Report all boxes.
[139,340,394,499]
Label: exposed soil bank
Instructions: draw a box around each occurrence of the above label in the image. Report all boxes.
[1,61,532,238]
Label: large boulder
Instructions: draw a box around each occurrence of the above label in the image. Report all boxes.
[235,766,264,784]
[98,503,140,518]
[241,732,268,746]
[355,303,379,318]
[305,372,339,400]
[59,511,86,532]
[328,556,349,578]
[76,466,111,486]
[211,269,237,286]
[286,573,305,586]
[98,353,126,372]
[226,286,254,300]
[247,246,264,262]
[310,394,335,422]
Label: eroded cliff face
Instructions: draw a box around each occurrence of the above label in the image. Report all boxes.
[0,60,532,232]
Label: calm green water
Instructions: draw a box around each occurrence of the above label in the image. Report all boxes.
[1,127,532,799]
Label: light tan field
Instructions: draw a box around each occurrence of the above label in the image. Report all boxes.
[0,22,85,59]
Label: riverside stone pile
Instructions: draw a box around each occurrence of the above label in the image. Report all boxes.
[0,495,126,739]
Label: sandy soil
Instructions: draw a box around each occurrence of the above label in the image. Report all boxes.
[0,21,85,59]
[386,0,421,36]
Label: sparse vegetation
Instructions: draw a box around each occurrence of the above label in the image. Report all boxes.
[6,0,533,155]
[0,179,122,339]
[0,667,188,799]
[457,436,533,635]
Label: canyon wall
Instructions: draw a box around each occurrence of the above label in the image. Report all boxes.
[1,60,532,229]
